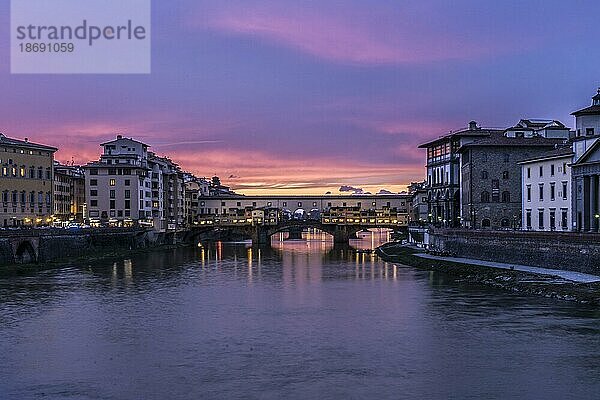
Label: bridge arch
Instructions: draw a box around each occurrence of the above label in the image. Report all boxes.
[15,240,37,264]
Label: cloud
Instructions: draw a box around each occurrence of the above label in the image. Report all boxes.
[339,185,364,194]
[196,3,529,65]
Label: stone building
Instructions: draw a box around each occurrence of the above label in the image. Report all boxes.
[519,146,573,231]
[418,121,501,227]
[53,163,86,223]
[570,88,600,231]
[459,133,566,229]
[0,133,57,227]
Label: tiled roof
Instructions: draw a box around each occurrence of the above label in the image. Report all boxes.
[418,128,501,148]
[518,145,574,164]
[571,105,600,116]
[0,133,58,152]
[459,132,566,149]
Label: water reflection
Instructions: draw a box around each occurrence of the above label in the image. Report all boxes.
[0,229,599,399]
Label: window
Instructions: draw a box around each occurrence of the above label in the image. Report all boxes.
[267,202,272,207]
[90,190,98,196]
[90,168,98,175]
[109,179,116,186]
[109,190,115,199]
[562,182,568,200]
[481,191,490,203]
[563,162,567,175]
[539,166,543,177]
[538,210,544,229]
[561,209,568,229]
[492,193,499,202]
[125,200,131,209]
[90,179,97,186]
[501,191,511,203]
[90,200,98,207]
[501,218,510,228]
[550,210,556,230]
[125,190,130,199]
[526,185,531,202]
[502,171,509,180]
[526,210,532,229]
[492,179,499,190]
[550,164,555,176]
[481,219,491,228]
[481,170,488,180]
[110,200,116,209]
[550,183,555,201]
[125,179,130,186]
[527,167,531,179]
[282,202,287,207]
[539,184,544,201]
[586,128,595,136]
[298,202,302,207]
[237,202,241,207]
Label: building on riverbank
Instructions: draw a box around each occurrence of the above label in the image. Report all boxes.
[418,121,501,227]
[570,88,600,231]
[53,163,86,224]
[519,146,574,231]
[459,132,566,229]
[0,134,57,227]
[83,135,190,231]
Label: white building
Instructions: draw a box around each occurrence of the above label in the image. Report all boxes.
[83,135,154,228]
[83,135,186,231]
[520,147,573,231]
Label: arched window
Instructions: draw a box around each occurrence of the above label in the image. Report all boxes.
[501,191,511,203]
[481,191,490,203]
[502,171,509,179]
[481,219,491,228]
[481,170,489,179]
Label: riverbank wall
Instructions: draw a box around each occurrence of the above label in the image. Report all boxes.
[429,229,600,275]
[0,228,195,266]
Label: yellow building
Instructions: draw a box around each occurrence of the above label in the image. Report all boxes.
[0,133,57,227]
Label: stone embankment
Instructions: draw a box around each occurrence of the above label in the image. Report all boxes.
[376,242,600,305]
[0,228,203,272]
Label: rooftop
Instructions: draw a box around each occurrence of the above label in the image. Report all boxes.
[518,145,574,164]
[418,121,502,148]
[0,133,58,152]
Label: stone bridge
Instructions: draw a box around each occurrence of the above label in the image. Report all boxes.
[189,218,408,245]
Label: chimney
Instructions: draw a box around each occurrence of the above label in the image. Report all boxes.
[117,134,123,139]
[468,121,478,130]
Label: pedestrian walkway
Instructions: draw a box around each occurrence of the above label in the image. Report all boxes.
[415,253,600,283]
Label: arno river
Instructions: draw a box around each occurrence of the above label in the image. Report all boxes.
[1,231,599,399]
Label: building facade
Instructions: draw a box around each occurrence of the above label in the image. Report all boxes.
[0,134,57,227]
[84,135,154,228]
[418,121,501,227]
[520,148,573,231]
[459,133,566,229]
[53,163,86,223]
[571,89,600,231]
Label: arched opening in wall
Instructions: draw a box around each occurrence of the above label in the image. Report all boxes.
[307,208,320,220]
[500,218,510,228]
[481,219,491,228]
[15,241,36,264]
[293,209,306,220]
[281,209,292,221]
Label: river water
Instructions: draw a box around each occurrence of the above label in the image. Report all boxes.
[1,230,599,399]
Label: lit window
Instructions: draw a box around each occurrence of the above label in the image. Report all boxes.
[110,179,116,186]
